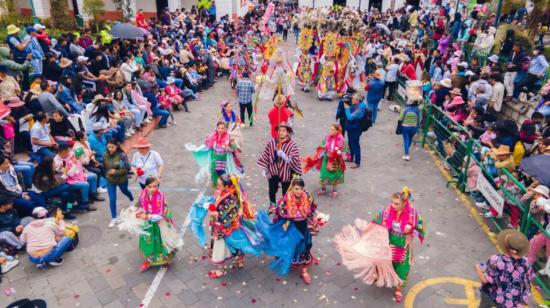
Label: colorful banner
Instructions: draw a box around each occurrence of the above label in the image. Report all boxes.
[262,3,275,34]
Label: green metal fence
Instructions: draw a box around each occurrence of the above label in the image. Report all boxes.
[420,99,550,298]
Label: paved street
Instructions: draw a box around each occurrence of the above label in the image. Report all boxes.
[1,40,497,308]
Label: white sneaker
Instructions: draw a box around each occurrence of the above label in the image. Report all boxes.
[1,258,19,274]
[402,155,410,161]
[128,128,136,134]
[109,218,118,228]
[97,187,107,194]
[125,132,132,138]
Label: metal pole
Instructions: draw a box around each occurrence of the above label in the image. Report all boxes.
[494,0,503,27]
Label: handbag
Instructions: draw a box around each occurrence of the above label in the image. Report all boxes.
[395,120,403,135]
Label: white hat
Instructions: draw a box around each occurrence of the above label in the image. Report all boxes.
[531,185,549,198]
[458,61,468,68]
[488,55,499,63]
[465,70,475,76]
[34,23,46,30]
[92,122,108,132]
[440,78,452,88]
[166,77,175,84]
[77,56,89,62]
[32,206,48,218]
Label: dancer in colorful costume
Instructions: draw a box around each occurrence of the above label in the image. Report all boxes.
[256,177,328,284]
[260,47,295,101]
[257,122,302,205]
[296,22,315,92]
[185,122,244,185]
[333,187,425,303]
[205,174,262,278]
[135,177,182,272]
[303,124,347,198]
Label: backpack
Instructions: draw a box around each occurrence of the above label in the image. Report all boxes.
[360,109,373,132]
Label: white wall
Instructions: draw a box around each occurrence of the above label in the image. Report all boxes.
[382,0,405,12]
[298,0,333,8]
[216,0,247,20]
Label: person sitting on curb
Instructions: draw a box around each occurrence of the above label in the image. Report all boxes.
[19,207,73,268]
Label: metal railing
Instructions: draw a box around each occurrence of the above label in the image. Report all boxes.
[420,98,550,298]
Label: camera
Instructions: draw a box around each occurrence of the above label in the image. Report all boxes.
[342,94,353,106]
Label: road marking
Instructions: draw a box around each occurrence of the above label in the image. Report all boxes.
[140,267,167,308]
[426,150,545,305]
[404,277,480,308]
[138,196,195,307]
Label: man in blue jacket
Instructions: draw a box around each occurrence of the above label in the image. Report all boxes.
[143,85,170,128]
[344,94,367,169]
[365,71,385,124]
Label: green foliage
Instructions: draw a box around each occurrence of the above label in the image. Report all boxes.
[492,23,533,54]
[83,0,106,32]
[49,0,75,29]
[83,0,106,19]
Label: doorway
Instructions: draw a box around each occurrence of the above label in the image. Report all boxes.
[334,0,346,6]
[156,0,169,16]
[369,0,382,11]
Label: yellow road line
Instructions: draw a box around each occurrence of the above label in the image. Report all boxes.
[426,150,545,306]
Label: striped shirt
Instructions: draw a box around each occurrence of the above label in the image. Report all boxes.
[257,138,302,182]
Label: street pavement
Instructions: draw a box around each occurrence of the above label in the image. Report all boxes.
[1,40,498,308]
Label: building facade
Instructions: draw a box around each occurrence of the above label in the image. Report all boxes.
[13,0,248,21]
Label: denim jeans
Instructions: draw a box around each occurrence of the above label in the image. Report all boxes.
[129,107,145,128]
[14,192,46,217]
[347,129,363,165]
[401,126,418,155]
[152,107,170,127]
[41,183,73,208]
[106,182,134,218]
[14,161,34,188]
[70,181,90,207]
[35,147,56,161]
[367,100,381,124]
[28,236,73,265]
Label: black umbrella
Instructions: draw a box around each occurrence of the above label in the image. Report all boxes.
[109,23,145,40]
[520,154,550,187]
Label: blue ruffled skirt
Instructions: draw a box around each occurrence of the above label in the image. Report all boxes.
[255,210,312,276]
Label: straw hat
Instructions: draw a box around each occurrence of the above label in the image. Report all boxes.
[497,229,529,257]
[274,94,286,106]
[449,88,462,95]
[133,137,152,149]
[6,25,20,35]
[495,145,511,156]
[440,78,452,88]
[530,185,549,198]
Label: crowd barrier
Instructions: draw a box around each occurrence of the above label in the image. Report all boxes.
[419,99,550,298]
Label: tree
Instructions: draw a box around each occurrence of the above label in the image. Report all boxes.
[49,0,75,29]
[526,0,549,39]
[83,0,106,32]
